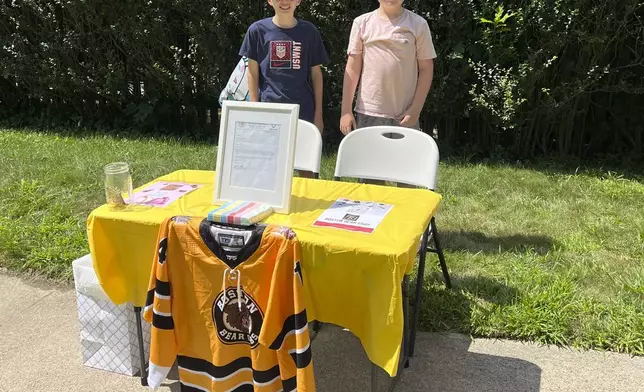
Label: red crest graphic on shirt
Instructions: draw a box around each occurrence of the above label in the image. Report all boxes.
[270,41,292,69]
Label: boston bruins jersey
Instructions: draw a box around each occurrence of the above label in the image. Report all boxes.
[142,216,314,391]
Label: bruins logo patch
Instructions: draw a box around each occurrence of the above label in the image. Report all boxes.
[212,288,263,348]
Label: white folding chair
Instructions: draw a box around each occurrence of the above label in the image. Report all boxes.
[334,125,451,369]
[334,126,439,188]
[294,120,323,178]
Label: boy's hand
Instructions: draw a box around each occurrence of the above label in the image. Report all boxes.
[399,109,420,128]
[314,114,324,135]
[340,113,356,135]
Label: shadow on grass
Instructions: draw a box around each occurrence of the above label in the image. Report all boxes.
[441,230,553,255]
[414,273,519,335]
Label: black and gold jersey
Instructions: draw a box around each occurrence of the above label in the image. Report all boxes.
[142,216,314,391]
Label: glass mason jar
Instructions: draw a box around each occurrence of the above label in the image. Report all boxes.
[104,162,133,206]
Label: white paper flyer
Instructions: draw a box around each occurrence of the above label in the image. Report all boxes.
[312,198,393,233]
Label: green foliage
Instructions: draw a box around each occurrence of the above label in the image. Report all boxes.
[1,0,643,157]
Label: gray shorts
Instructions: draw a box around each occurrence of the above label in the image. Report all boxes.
[354,112,419,188]
[356,112,420,131]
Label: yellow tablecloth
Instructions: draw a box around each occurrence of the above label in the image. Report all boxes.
[87,170,441,377]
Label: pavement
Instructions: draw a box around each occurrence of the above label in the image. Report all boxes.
[2,271,644,392]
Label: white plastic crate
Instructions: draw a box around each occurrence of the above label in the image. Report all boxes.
[72,254,150,376]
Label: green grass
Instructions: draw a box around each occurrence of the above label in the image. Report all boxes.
[1,128,643,356]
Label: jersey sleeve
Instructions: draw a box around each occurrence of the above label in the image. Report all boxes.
[260,230,315,392]
[142,218,177,390]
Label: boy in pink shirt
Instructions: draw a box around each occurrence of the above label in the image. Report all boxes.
[339,0,437,134]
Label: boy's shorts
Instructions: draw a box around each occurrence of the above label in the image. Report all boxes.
[355,113,420,131]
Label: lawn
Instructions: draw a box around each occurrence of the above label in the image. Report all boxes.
[1,128,643,356]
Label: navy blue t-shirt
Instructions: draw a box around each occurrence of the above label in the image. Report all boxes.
[239,18,328,123]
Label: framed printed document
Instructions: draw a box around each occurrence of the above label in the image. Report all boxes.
[214,101,299,214]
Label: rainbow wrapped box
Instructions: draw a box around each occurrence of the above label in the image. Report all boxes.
[207,201,274,226]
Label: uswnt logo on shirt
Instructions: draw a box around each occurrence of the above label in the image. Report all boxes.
[275,42,288,58]
[270,40,302,70]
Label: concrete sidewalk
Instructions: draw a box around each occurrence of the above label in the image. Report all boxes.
[1,271,643,392]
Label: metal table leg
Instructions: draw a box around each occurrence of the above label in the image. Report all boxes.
[409,227,429,358]
[134,306,148,386]
[402,275,410,369]
[371,363,379,392]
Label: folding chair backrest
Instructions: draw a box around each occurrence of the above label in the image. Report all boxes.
[334,126,439,189]
[294,120,323,175]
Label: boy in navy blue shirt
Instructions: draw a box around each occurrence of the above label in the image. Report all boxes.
[239,0,328,135]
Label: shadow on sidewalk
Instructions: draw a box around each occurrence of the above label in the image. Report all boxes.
[310,273,540,391]
[313,325,541,392]
[396,332,541,392]
[160,364,180,391]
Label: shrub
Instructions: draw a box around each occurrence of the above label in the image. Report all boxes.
[1,0,642,158]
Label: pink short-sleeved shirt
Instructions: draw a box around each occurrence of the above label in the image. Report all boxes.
[348,9,437,119]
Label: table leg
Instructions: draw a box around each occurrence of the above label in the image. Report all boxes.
[371,363,379,392]
[134,306,148,386]
[402,275,410,369]
[409,228,429,358]
[310,321,323,343]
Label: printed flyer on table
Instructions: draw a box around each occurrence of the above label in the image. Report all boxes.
[313,198,394,233]
[131,182,203,207]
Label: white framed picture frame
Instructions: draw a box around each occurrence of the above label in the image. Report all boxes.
[214,101,299,214]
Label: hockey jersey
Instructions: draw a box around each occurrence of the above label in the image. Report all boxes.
[142,216,314,391]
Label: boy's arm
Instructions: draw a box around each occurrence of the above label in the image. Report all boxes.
[340,19,364,135]
[247,59,260,102]
[401,19,436,128]
[400,58,434,128]
[311,65,324,134]
[339,54,363,135]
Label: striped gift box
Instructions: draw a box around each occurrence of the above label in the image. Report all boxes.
[207,201,274,226]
